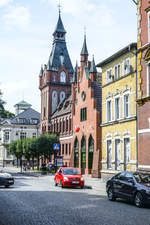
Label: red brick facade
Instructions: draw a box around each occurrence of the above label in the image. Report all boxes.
[71,57,101,177]
[137,1,150,170]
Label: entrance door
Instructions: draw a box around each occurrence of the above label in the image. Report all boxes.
[81,136,86,174]
[74,137,79,168]
[88,135,94,170]
[115,139,121,170]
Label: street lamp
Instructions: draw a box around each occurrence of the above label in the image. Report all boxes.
[19,128,23,173]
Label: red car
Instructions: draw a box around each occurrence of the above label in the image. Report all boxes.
[54,167,84,188]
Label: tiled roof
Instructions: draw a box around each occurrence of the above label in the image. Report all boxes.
[53,13,66,35]
[51,95,72,119]
[11,108,40,125]
[91,81,102,113]
[47,41,73,73]
[89,56,97,73]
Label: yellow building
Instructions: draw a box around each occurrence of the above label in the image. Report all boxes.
[97,43,137,178]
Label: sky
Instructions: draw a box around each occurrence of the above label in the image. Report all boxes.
[0,0,137,114]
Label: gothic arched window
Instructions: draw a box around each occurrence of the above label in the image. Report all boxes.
[52,90,58,114]
[60,71,66,83]
[60,91,65,103]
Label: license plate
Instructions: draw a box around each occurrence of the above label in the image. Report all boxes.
[8,180,13,183]
[72,181,79,184]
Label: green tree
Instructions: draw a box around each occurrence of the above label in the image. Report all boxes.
[0,89,15,118]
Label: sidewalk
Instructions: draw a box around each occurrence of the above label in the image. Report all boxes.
[83,175,106,192]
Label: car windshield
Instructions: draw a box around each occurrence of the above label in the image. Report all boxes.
[63,168,80,175]
[133,173,150,183]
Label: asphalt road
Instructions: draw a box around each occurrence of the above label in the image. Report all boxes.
[0,174,150,225]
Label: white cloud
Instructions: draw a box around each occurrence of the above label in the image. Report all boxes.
[41,0,97,14]
[1,81,28,96]
[0,0,13,7]
[3,6,30,28]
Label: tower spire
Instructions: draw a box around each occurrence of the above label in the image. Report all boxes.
[90,55,97,73]
[80,33,88,56]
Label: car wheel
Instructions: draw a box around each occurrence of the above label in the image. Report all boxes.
[134,192,144,208]
[5,185,9,188]
[55,180,58,186]
[81,185,84,189]
[107,187,116,201]
[60,180,64,188]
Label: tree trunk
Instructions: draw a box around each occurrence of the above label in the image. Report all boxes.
[32,157,34,170]
[37,155,40,170]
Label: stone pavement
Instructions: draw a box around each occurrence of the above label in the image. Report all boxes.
[1,166,106,192]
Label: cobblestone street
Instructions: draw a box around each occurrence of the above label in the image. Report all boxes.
[0,171,150,225]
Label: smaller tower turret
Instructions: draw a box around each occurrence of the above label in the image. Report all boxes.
[80,34,88,67]
[89,55,97,82]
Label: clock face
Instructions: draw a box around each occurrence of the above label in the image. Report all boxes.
[81,91,86,101]
[60,71,66,83]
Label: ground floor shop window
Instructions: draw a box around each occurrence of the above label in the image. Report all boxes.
[107,140,112,169]
[115,139,121,170]
[124,138,130,170]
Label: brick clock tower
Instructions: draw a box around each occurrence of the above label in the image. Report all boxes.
[39,12,73,133]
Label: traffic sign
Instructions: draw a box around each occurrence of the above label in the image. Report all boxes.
[53,143,60,150]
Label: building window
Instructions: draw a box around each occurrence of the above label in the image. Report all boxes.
[4,131,9,142]
[147,62,150,96]
[124,58,130,75]
[107,140,112,169]
[107,100,112,122]
[63,120,65,132]
[115,139,121,170]
[62,144,64,155]
[80,108,87,121]
[106,68,113,83]
[115,97,120,120]
[20,132,26,139]
[53,75,56,82]
[60,71,66,83]
[66,144,68,155]
[115,64,120,79]
[60,91,65,103]
[124,94,129,118]
[56,122,59,133]
[66,119,68,131]
[69,143,71,155]
[32,133,36,138]
[59,121,62,133]
[124,138,130,170]
[69,118,71,131]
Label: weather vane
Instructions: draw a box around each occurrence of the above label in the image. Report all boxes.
[84,26,86,36]
[58,0,62,14]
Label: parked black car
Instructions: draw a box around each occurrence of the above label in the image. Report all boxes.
[106,171,150,207]
[0,169,14,188]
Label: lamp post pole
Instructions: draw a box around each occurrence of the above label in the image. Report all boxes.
[20,129,23,173]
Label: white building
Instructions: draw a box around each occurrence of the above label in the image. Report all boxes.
[0,101,40,167]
